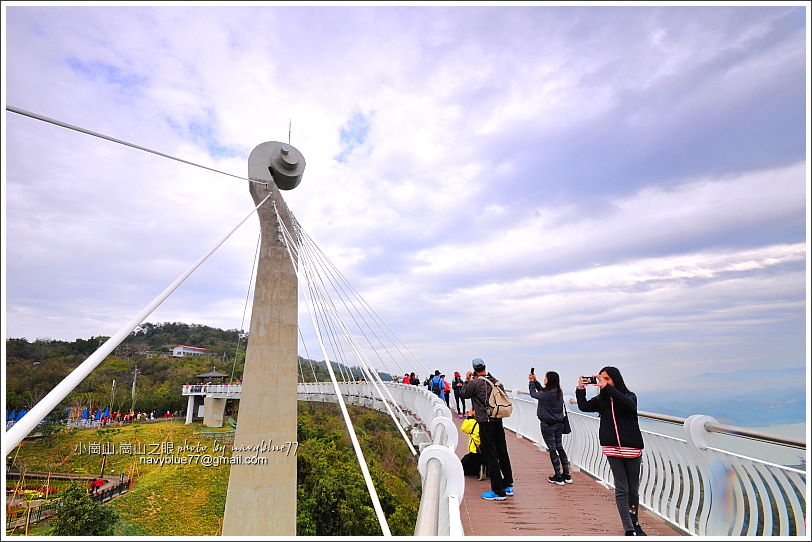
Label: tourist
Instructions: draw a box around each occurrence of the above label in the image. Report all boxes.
[459,409,483,476]
[429,371,446,402]
[576,367,646,536]
[452,372,465,417]
[461,358,514,500]
[529,370,572,485]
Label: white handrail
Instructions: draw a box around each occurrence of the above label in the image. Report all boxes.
[505,390,807,536]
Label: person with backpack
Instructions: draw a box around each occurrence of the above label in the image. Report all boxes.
[461,358,514,500]
[529,370,572,485]
[429,370,446,402]
[576,366,646,536]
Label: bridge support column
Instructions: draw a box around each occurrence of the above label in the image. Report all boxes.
[185,395,195,424]
[203,397,226,428]
[222,142,305,536]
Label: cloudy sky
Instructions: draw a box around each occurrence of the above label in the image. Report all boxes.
[2,4,809,410]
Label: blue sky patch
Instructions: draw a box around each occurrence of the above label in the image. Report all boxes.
[66,57,146,91]
[335,111,370,163]
[164,114,239,159]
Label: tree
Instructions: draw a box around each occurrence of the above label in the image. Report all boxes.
[40,405,68,442]
[51,484,119,536]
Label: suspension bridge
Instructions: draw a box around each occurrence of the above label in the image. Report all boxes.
[4,105,808,537]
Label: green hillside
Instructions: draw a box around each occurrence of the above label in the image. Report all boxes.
[8,403,420,536]
[6,322,392,417]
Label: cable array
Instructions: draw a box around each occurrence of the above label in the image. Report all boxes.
[270,200,437,536]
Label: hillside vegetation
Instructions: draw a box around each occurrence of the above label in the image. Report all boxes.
[9,403,420,536]
[6,321,391,417]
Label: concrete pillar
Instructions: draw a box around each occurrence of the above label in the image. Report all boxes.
[203,397,226,428]
[185,395,195,424]
[222,142,304,536]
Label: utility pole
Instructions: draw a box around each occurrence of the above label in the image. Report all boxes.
[130,366,139,415]
[222,141,305,536]
[109,379,116,416]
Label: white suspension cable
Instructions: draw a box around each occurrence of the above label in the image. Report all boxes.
[297,357,307,384]
[296,244,352,383]
[231,233,261,382]
[298,230,411,379]
[279,209,414,434]
[298,236,414,444]
[274,205,349,387]
[4,193,274,455]
[298,328,319,383]
[6,105,265,186]
[298,243,392,537]
[297,224,430,377]
[300,256,414,451]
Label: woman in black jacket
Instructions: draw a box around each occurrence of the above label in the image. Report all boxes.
[529,371,571,484]
[576,366,646,536]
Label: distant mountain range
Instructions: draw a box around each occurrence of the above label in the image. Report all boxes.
[636,367,807,427]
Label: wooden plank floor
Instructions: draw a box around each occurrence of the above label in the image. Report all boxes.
[451,415,685,537]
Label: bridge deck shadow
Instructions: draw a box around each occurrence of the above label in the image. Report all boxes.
[450,414,685,536]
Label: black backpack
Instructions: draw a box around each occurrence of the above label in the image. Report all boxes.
[430,376,442,396]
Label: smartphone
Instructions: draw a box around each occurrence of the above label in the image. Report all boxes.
[582,376,598,385]
[530,367,535,375]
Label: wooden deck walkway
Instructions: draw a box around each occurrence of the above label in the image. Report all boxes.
[451,415,685,537]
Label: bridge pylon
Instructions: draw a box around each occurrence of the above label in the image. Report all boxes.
[221,141,305,535]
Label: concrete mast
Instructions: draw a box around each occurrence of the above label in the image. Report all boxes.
[222,141,305,535]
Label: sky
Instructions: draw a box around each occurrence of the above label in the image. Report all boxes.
[2,3,809,425]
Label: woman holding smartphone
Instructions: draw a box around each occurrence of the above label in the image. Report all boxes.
[529,370,571,484]
[576,367,646,536]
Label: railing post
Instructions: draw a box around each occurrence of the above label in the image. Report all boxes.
[683,414,734,535]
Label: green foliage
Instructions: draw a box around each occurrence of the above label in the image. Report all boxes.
[51,484,119,536]
[11,420,231,535]
[5,322,245,416]
[6,322,392,418]
[297,357,392,383]
[40,405,69,442]
[296,403,419,536]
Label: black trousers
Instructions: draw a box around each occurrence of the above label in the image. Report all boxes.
[540,422,570,476]
[478,418,513,496]
[454,391,465,413]
[607,455,642,532]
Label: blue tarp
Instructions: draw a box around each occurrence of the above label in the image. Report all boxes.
[8,409,16,420]
[15,409,27,421]
[81,408,89,419]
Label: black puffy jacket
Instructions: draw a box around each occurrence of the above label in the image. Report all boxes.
[575,385,644,449]
[529,381,564,425]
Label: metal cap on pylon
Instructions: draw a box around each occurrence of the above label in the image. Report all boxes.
[263,141,305,190]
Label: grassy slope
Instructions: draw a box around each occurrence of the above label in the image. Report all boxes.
[9,405,421,536]
[9,421,231,536]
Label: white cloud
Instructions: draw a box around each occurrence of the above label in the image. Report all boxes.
[3,5,807,402]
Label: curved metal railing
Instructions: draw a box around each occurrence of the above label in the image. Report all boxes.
[297,382,464,536]
[505,388,807,536]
